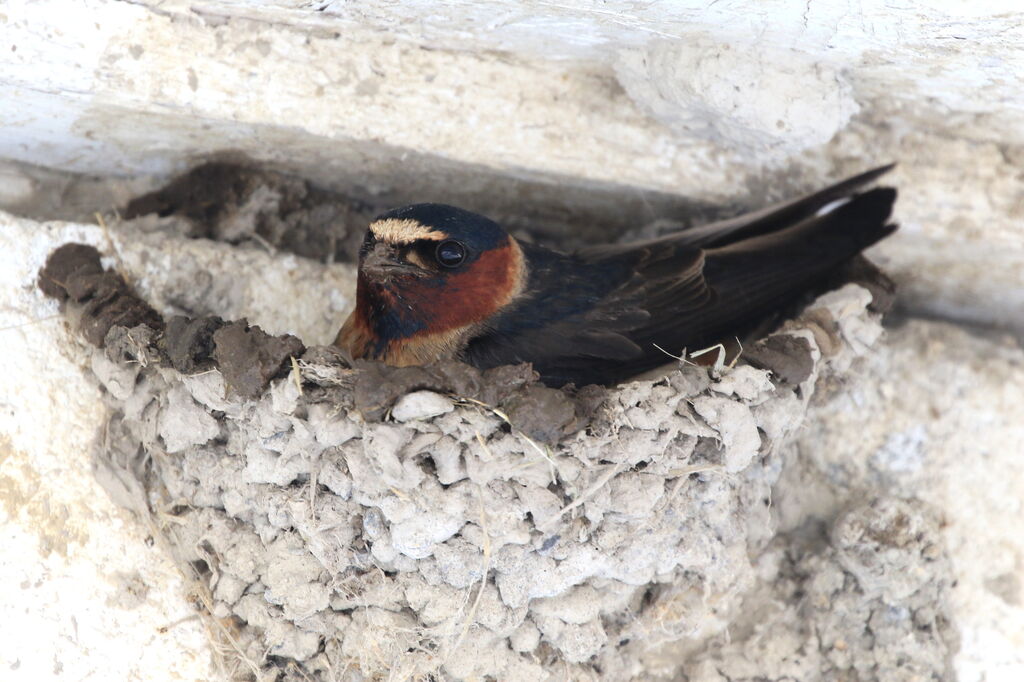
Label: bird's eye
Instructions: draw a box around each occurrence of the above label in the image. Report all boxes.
[435,240,467,268]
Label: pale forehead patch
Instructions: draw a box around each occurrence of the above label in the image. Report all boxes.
[369,218,446,244]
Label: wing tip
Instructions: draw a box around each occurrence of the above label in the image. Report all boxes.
[822,186,899,251]
[846,162,897,187]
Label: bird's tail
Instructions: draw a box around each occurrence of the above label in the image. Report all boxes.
[680,164,897,249]
[578,164,897,259]
[689,186,898,344]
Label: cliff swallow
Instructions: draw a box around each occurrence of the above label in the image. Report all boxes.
[336,166,897,387]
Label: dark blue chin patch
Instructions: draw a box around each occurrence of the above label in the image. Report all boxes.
[363,279,436,348]
[370,306,427,352]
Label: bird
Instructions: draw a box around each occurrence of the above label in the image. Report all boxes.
[335,165,898,387]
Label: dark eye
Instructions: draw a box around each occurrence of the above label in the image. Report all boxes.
[435,240,467,268]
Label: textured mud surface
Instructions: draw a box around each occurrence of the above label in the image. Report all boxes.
[124,163,378,264]
[39,240,956,680]
[38,242,164,345]
[690,498,958,682]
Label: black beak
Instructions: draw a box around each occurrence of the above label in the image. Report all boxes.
[362,242,420,279]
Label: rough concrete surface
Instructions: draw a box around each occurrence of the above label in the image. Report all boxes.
[775,319,1024,681]
[1,1,1023,334]
[0,217,216,680]
[1,206,351,681]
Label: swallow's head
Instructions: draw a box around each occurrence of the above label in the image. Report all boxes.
[340,203,525,364]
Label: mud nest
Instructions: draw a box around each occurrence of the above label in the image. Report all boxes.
[39,204,955,680]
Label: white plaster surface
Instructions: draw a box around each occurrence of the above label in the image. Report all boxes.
[0,217,215,680]
[776,320,1024,682]
[0,0,1022,334]
[0,210,357,680]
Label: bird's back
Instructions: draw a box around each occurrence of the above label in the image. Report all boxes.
[464,168,898,387]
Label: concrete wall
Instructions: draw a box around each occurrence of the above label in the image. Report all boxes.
[2,0,1023,333]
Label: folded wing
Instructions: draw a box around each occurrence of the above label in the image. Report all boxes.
[465,169,898,387]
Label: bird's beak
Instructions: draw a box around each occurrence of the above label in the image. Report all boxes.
[361,242,421,279]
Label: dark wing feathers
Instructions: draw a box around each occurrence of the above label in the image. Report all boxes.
[578,163,895,258]
[462,243,647,369]
[681,164,895,249]
[464,168,898,386]
[598,247,713,341]
[664,187,897,348]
